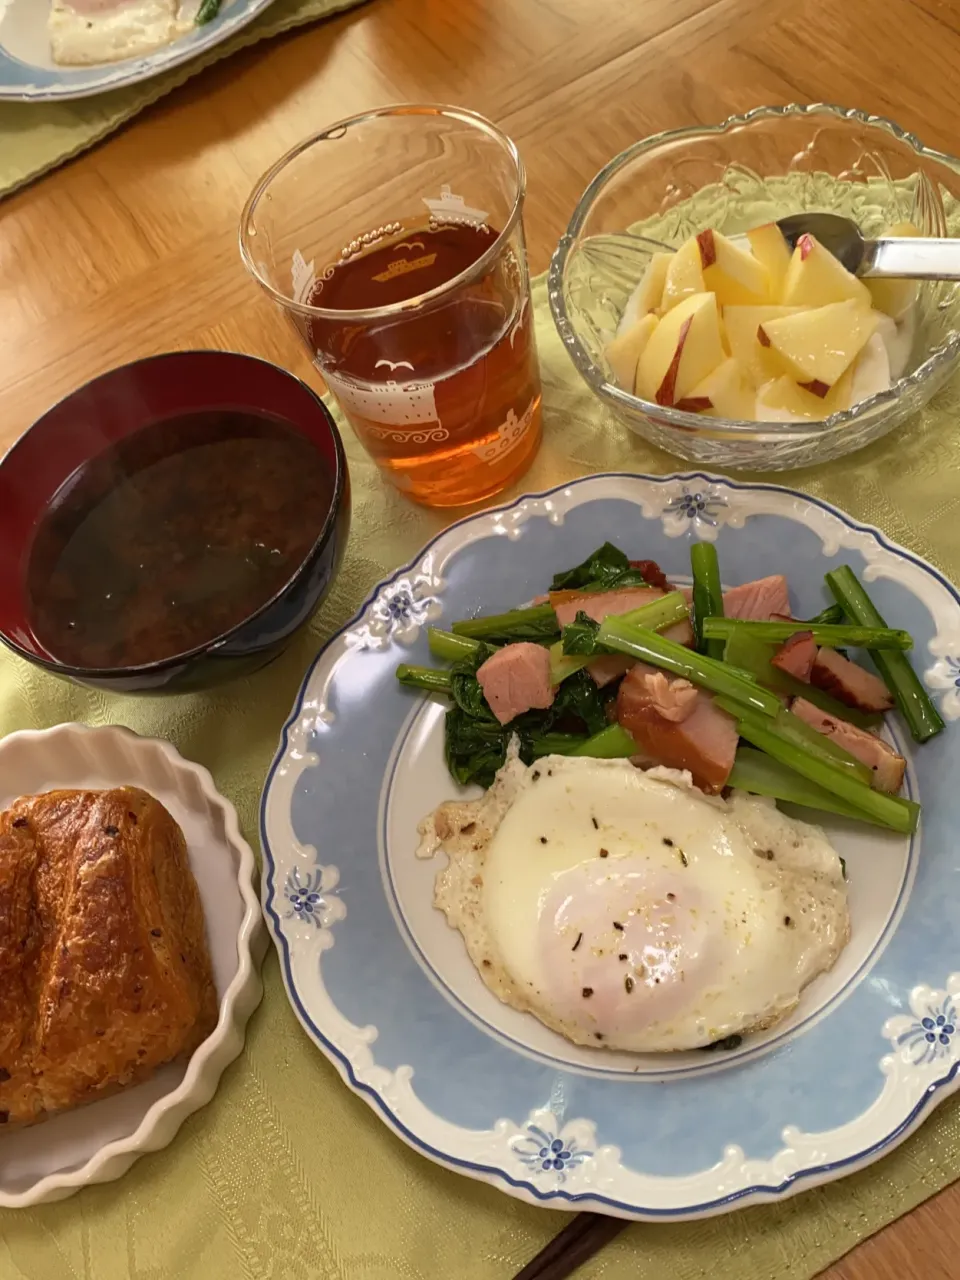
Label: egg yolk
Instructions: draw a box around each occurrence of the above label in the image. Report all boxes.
[540,857,717,1039]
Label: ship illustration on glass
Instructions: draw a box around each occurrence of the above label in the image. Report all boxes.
[472,398,537,464]
[422,185,489,228]
[323,374,447,444]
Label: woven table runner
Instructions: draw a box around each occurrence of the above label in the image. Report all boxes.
[0,0,365,199]
[1,271,960,1279]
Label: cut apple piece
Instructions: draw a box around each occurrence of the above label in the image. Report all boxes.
[678,356,754,419]
[661,239,705,312]
[619,253,672,330]
[697,229,769,305]
[722,304,804,387]
[781,233,872,308]
[746,223,792,301]
[865,221,921,319]
[757,300,878,387]
[636,291,725,406]
[848,330,892,406]
[606,313,659,389]
[756,370,854,422]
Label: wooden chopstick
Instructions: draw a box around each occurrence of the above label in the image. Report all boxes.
[512,1212,629,1280]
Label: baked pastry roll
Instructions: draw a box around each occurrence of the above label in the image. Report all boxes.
[0,787,217,1128]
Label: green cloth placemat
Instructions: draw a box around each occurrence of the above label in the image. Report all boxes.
[3,272,960,1280]
[0,0,365,199]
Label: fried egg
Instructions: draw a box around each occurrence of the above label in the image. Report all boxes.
[49,0,191,66]
[418,747,849,1052]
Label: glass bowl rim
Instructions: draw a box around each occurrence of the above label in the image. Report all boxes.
[0,349,348,681]
[547,101,960,440]
[239,102,526,324]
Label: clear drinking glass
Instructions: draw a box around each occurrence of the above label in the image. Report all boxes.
[239,105,543,508]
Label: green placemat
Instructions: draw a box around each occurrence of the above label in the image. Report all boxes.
[0,0,366,199]
[3,273,960,1280]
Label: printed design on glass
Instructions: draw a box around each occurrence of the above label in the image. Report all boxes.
[511,1113,595,1183]
[368,240,438,287]
[472,398,537,464]
[304,223,406,303]
[375,359,416,374]
[423,184,490,231]
[885,977,960,1067]
[508,294,529,349]
[291,248,320,306]
[338,221,404,268]
[323,372,448,442]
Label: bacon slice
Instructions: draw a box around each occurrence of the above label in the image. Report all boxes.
[722,575,791,621]
[550,587,694,646]
[790,697,905,793]
[584,655,636,688]
[810,648,894,713]
[476,643,555,726]
[771,631,816,682]
[617,663,738,793]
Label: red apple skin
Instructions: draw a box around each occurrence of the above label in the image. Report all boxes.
[655,316,693,405]
[799,233,815,261]
[757,325,772,348]
[673,396,713,412]
[697,230,717,269]
[798,379,831,398]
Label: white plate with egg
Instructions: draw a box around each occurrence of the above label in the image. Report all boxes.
[261,471,960,1220]
[0,0,276,101]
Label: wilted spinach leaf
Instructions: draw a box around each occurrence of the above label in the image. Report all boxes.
[442,655,612,788]
[547,668,609,736]
[444,705,510,787]
[550,542,631,592]
[561,611,602,656]
[449,643,499,718]
[550,543,667,595]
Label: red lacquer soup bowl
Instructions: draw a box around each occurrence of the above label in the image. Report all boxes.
[0,351,350,693]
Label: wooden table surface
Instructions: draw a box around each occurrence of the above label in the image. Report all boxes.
[3,0,959,1274]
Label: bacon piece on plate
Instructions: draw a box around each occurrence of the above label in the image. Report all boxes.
[550,586,666,628]
[771,631,816,682]
[550,587,694,646]
[616,663,738,793]
[722,575,791,621]
[810,647,894,713]
[584,655,636,688]
[476,643,555,726]
[790,697,905,792]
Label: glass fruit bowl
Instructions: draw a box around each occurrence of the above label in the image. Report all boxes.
[548,103,960,470]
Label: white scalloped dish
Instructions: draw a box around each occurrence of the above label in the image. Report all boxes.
[0,724,264,1208]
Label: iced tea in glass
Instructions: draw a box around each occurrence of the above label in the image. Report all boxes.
[240,106,542,507]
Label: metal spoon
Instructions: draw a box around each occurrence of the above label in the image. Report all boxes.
[776,211,960,280]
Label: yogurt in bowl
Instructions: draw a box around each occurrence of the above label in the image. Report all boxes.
[548,103,960,470]
[608,222,918,424]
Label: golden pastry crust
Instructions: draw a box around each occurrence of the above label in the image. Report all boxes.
[0,787,217,1129]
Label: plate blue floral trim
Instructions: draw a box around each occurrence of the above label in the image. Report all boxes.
[261,471,960,1220]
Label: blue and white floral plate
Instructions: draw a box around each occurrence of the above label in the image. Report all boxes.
[0,0,276,101]
[260,472,960,1221]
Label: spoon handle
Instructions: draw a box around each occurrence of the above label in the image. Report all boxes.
[861,236,960,280]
